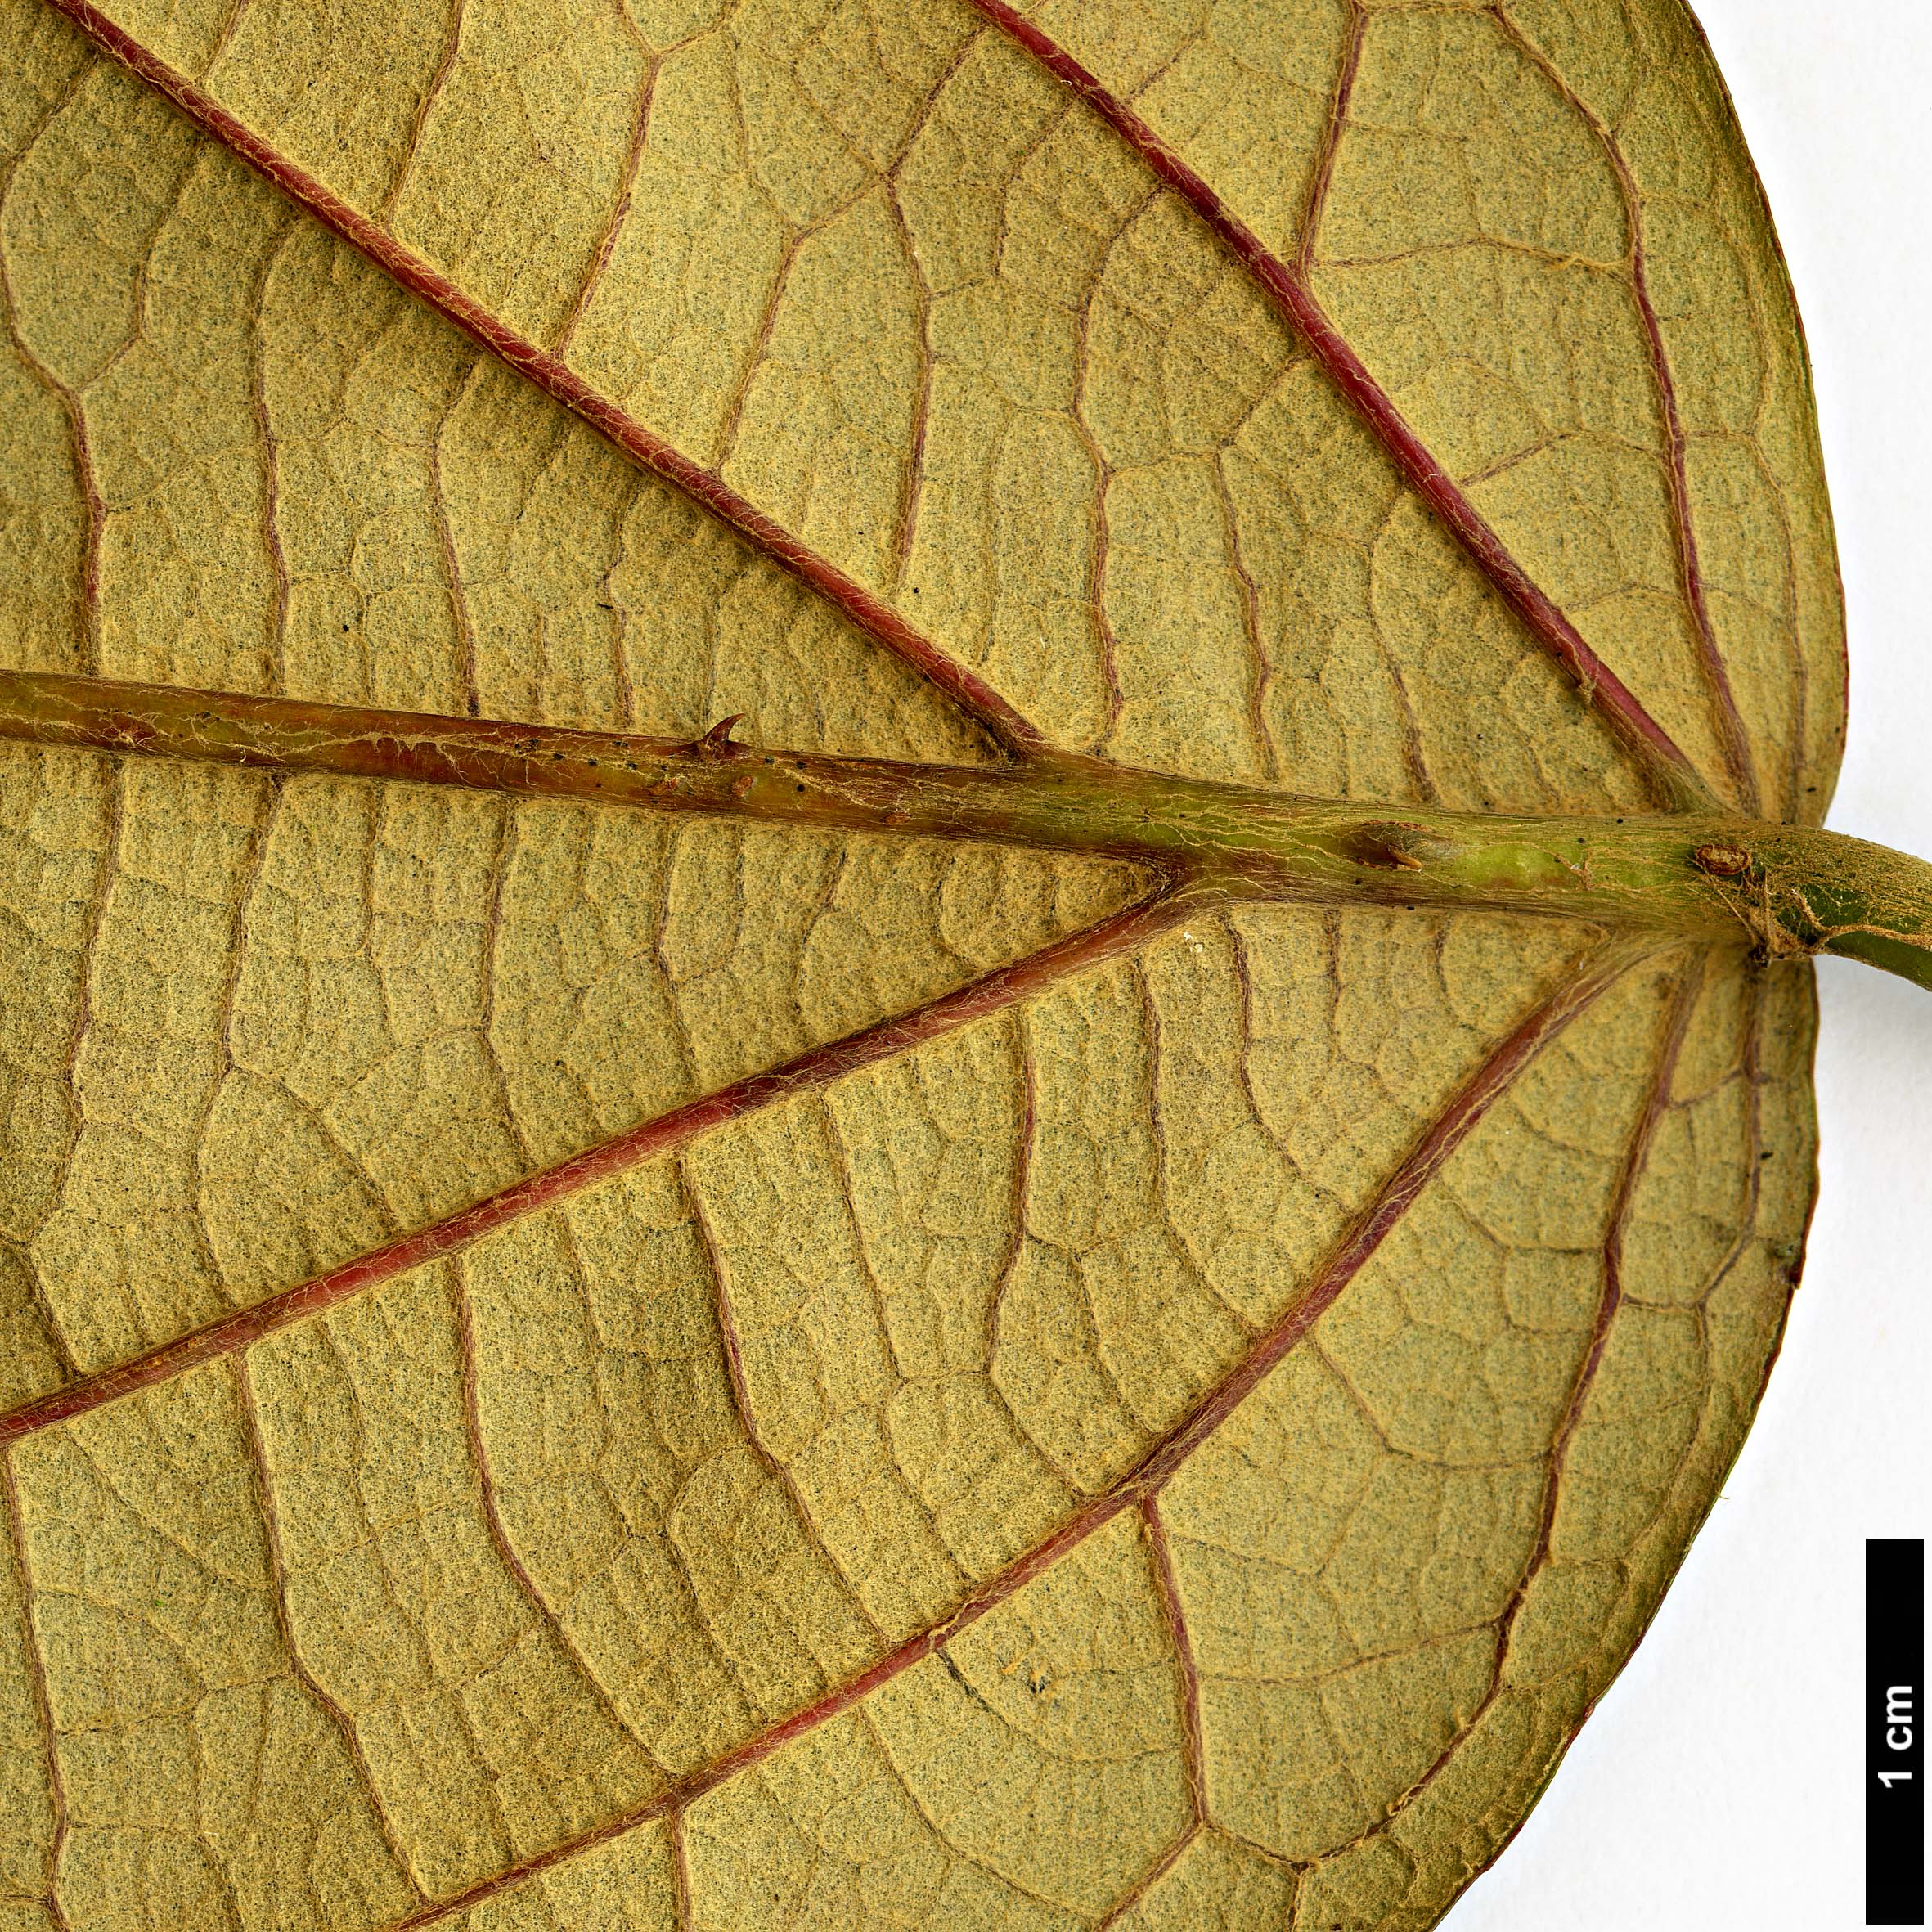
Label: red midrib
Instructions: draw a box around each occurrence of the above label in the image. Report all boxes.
[39,0,1717,808]
[3,3,1735,1917]
[29,0,1046,762]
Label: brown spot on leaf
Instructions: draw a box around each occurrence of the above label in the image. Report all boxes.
[1693,842,1754,878]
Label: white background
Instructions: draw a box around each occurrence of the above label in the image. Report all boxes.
[1458,5,1932,1928]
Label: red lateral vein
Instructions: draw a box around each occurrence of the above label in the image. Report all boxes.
[1125,941,1639,1493]
[1624,220,1756,811]
[959,0,1716,812]
[0,891,1195,1447]
[1356,955,1701,1841]
[2,927,1628,1925]
[36,0,1046,761]
[1492,5,1760,815]
[326,943,1626,1930]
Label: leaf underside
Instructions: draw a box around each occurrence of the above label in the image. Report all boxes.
[0,1,1843,1930]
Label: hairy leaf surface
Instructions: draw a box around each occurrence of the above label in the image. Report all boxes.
[0,0,1842,1926]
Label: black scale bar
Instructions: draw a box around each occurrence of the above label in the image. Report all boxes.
[1869,1538,1925,1925]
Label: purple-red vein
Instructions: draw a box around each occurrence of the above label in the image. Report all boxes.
[1491,5,1759,814]
[0,919,1633,1921]
[369,943,1629,1930]
[1354,954,1701,1844]
[35,0,1045,761]
[960,0,1716,812]
[0,890,1196,1446]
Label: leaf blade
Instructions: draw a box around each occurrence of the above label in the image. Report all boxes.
[0,0,1840,1925]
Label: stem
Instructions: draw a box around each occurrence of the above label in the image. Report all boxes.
[6,668,1931,992]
